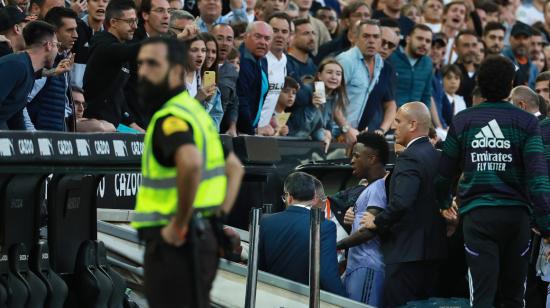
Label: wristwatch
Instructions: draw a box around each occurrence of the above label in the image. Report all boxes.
[341,124,350,133]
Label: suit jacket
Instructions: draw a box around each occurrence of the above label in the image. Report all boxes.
[374,137,447,264]
[259,206,347,297]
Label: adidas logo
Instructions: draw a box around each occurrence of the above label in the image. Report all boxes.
[471,119,511,149]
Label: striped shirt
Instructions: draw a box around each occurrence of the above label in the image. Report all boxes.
[436,102,550,236]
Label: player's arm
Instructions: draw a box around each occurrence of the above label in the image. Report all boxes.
[336,208,381,250]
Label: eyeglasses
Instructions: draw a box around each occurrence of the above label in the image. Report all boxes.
[382,39,397,50]
[114,17,138,26]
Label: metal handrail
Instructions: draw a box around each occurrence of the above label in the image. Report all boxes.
[309,207,321,308]
[245,207,262,308]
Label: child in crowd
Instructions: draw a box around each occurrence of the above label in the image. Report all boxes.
[227,47,240,72]
[270,76,300,136]
[441,64,467,125]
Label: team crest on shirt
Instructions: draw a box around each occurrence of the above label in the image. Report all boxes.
[162,116,189,136]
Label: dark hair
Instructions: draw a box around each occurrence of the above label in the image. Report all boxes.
[483,21,505,36]
[266,12,292,31]
[141,36,188,67]
[283,76,300,90]
[44,7,78,29]
[538,94,548,116]
[71,85,84,95]
[479,0,498,13]
[455,29,478,45]
[477,55,515,101]
[283,172,315,202]
[292,17,311,30]
[536,71,550,82]
[197,32,219,79]
[316,6,336,14]
[23,20,56,47]
[409,23,433,36]
[29,0,45,9]
[183,35,206,71]
[140,0,152,14]
[379,17,399,28]
[105,0,136,26]
[356,132,390,165]
[227,46,240,60]
[342,0,370,19]
[532,27,543,37]
[441,64,462,79]
[231,21,248,38]
[443,0,467,15]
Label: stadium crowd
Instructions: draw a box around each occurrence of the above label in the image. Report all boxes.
[2,0,550,306]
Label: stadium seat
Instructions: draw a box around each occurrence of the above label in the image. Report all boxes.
[30,240,67,308]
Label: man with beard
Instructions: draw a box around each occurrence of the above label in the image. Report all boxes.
[389,24,433,108]
[287,18,317,108]
[131,36,244,307]
[83,0,144,131]
[454,30,479,108]
[212,23,240,136]
[26,7,78,131]
[0,21,58,129]
[482,21,505,56]
[503,21,539,88]
[71,0,108,88]
[255,12,291,135]
[236,21,272,134]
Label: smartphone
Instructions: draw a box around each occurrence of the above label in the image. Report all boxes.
[203,71,216,88]
[314,81,326,104]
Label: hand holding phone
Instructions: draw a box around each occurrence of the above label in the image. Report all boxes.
[314,81,326,104]
[203,71,216,88]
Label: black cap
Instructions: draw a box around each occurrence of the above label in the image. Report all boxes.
[511,21,532,37]
[0,6,26,32]
[432,32,447,46]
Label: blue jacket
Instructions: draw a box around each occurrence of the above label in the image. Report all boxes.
[0,52,35,129]
[502,46,538,89]
[389,48,433,107]
[259,206,347,297]
[236,44,268,134]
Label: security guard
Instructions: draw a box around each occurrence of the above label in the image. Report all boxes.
[131,37,244,308]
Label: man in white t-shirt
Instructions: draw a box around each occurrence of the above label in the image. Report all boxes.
[256,12,292,134]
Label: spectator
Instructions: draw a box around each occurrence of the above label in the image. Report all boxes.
[441,0,468,64]
[530,28,545,61]
[482,21,505,56]
[264,0,285,12]
[29,0,63,19]
[0,21,57,129]
[236,21,272,134]
[475,39,486,65]
[454,30,479,108]
[243,0,255,22]
[258,172,347,297]
[27,7,78,131]
[0,5,27,57]
[287,58,350,148]
[200,32,224,130]
[293,0,330,56]
[72,86,116,131]
[271,76,299,135]
[256,12,290,134]
[389,23,433,108]
[337,20,397,137]
[286,18,316,107]
[232,20,246,47]
[379,25,399,60]
[423,0,443,33]
[83,0,143,131]
[401,3,421,24]
[167,0,182,10]
[71,0,108,88]
[431,32,450,129]
[227,46,240,70]
[315,0,371,63]
[252,0,275,22]
[545,45,550,71]
[372,0,415,38]
[535,71,550,101]
[533,49,547,73]
[196,0,247,32]
[510,85,545,119]
[212,23,240,136]
[315,6,338,39]
[516,0,544,26]
[436,55,550,308]
[168,9,194,36]
[478,0,499,25]
[503,21,538,88]
[537,0,550,42]
[441,64,466,124]
[361,102,447,307]
[337,132,389,306]
[183,35,216,102]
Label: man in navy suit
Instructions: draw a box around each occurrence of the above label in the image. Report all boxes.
[258,172,347,297]
[361,102,448,307]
